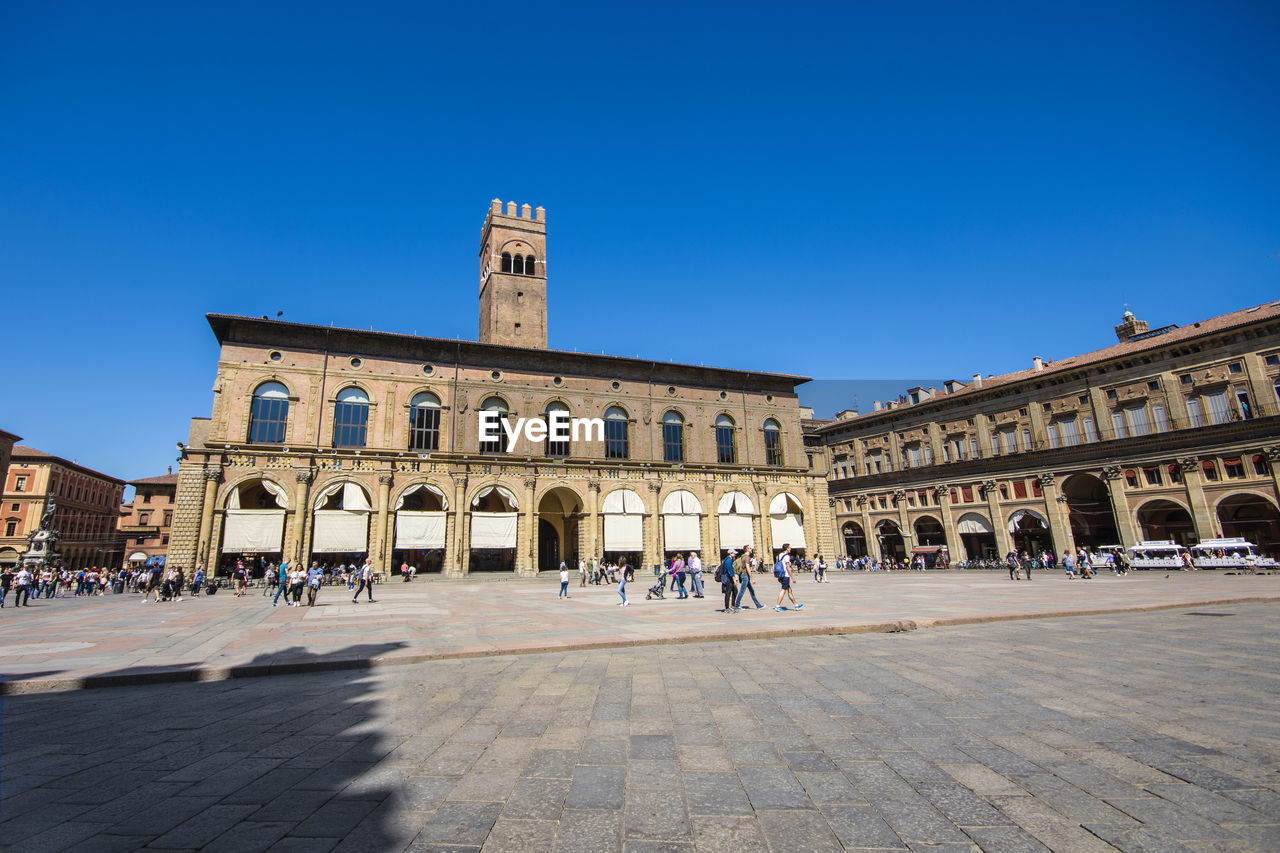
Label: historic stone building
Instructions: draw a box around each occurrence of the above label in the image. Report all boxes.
[119,471,179,569]
[0,446,126,570]
[813,303,1280,563]
[170,200,832,577]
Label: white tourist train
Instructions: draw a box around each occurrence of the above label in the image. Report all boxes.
[1190,538,1278,570]
[1125,540,1187,570]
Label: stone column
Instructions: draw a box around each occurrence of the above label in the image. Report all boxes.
[587,481,601,559]
[289,467,316,566]
[647,481,662,572]
[1102,466,1139,548]
[374,473,392,573]
[521,476,537,577]
[934,485,959,563]
[1267,447,1280,501]
[450,478,467,578]
[857,495,873,558]
[1037,473,1072,555]
[984,480,1014,556]
[1178,458,1217,542]
[894,489,912,557]
[196,465,221,572]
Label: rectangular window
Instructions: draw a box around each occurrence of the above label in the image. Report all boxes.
[1236,391,1253,420]
[1143,467,1162,486]
[970,438,979,459]
[1203,391,1230,425]
[1224,458,1245,478]
[715,426,736,464]
[1021,429,1032,452]
[1046,422,1060,448]
[923,445,933,465]
[1186,398,1203,428]
[1152,404,1169,433]
[15,476,26,492]
[907,445,922,467]
[606,419,630,460]
[764,429,784,467]
[662,422,684,463]
[942,445,950,463]
[1125,405,1150,437]
[138,512,151,526]
[1202,461,1219,481]
[1013,480,1028,499]
[1060,418,1080,446]
[1111,410,1127,439]
[1002,430,1017,454]
[1266,354,1280,366]
[4,521,15,537]
[163,510,172,526]
[409,406,441,452]
[844,500,852,512]
[248,396,289,444]
[332,401,369,448]
[1228,362,1243,374]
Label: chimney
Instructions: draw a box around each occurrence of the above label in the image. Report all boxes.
[873,400,882,411]
[927,386,936,398]
[167,465,172,475]
[1032,356,1044,372]
[972,373,983,389]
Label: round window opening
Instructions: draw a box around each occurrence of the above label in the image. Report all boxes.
[667,386,676,396]
[553,376,564,387]
[349,357,363,368]
[268,351,282,362]
[423,364,434,376]
[719,391,728,401]
[766,394,774,403]
[491,370,503,381]
[611,380,621,391]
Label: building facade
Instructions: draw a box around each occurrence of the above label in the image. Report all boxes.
[0,447,126,569]
[813,305,1280,563]
[170,201,832,577]
[119,472,178,568]
[0,429,19,526]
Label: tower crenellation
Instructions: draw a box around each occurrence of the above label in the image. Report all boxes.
[479,199,548,349]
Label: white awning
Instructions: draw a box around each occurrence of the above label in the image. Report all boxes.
[395,483,449,511]
[471,512,518,548]
[956,513,993,535]
[312,510,369,552]
[661,490,702,515]
[769,492,802,515]
[717,491,755,515]
[1009,509,1049,533]
[770,513,806,549]
[128,552,148,561]
[663,515,701,550]
[472,484,519,510]
[314,480,372,511]
[718,515,753,550]
[602,488,645,514]
[223,509,286,552]
[395,511,446,549]
[604,514,643,551]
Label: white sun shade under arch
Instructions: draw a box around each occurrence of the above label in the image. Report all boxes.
[661,490,702,550]
[396,512,447,549]
[225,478,289,510]
[716,491,755,551]
[602,488,644,551]
[956,513,994,535]
[768,491,806,549]
[395,482,449,511]
[471,484,519,511]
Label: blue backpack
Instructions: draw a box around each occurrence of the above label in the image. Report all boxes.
[773,559,786,578]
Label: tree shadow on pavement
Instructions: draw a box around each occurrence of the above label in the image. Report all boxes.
[1,642,413,852]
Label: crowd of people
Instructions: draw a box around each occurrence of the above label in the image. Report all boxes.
[0,563,208,607]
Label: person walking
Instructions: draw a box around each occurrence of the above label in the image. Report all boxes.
[559,562,570,598]
[1062,550,1077,578]
[735,545,764,609]
[352,559,376,603]
[773,544,804,612]
[233,563,247,596]
[673,554,688,599]
[578,556,587,587]
[689,552,704,598]
[13,566,33,607]
[191,566,205,597]
[306,562,323,606]
[718,550,737,612]
[271,559,291,607]
[617,556,630,607]
[1021,551,1033,581]
[0,567,12,608]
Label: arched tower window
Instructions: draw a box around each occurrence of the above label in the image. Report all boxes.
[715,414,737,464]
[524,255,537,275]
[248,381,289,444]
[479,396,509,454]
[763,418,783,466]
[662,410,685,463]
[512,254,525,275]
[333,387,370,448]
[501,252,512,273]
[605,406,629,460]
[409,392,441,451]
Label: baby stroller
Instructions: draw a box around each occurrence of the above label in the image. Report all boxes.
[644,578,666,600]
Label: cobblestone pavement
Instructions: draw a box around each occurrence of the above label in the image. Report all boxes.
[3,603,1279,851]
[2,571,1277,691]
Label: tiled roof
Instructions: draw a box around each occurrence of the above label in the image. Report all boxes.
[11,446,126,484]
[129,473,179,487]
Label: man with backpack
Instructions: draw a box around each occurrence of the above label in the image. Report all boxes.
[716,550,737,612]
[773,543,804,612]
[734,545,764,609]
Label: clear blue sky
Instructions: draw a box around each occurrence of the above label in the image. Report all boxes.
[2,1,1277,483]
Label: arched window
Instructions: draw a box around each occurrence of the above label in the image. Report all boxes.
[662,410,685,463]
[248,381,289,444]
[546,401,570,457]
[763,418,783,466]
[605,406,629,459]
[409,392,441,452]
[714,414,736,464]
[501,252,512,273]
[479,397,509,453]
[333,387,370,448]
[512,254,525,275]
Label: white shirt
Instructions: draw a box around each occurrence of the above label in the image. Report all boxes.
[560,568,569,583]
[688,555,701,572]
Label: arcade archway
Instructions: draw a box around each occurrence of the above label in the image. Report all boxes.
[1062,474,1120,548]
[1217,493,1280,558]
[538,487,582,574]
[1135,499,1195,547]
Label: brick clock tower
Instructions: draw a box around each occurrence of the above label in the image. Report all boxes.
[479,199,547,349]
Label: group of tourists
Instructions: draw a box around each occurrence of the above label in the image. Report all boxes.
[250,558,377,606]
[0,564,208,608]
[556,544,812,613]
